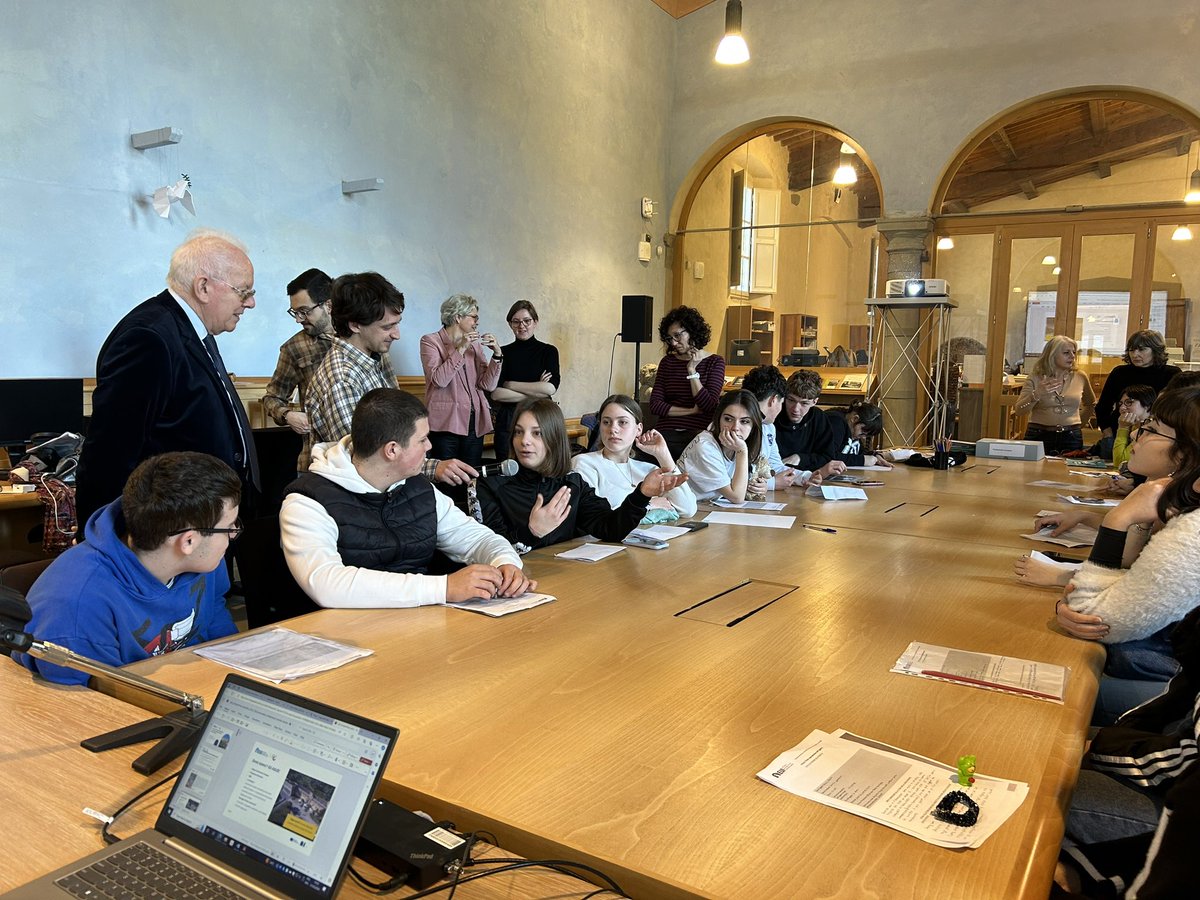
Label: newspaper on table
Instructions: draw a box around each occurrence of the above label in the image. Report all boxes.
[757,729,1028,848]
[447,592,555,617]
[194,627,372,683]
[891,641,1067,703]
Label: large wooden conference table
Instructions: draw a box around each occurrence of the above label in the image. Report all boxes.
[5,457,1106,898]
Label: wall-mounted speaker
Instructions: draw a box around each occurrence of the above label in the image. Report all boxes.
[620,295,653,344]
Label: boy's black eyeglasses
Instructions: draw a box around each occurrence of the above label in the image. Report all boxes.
[168,518,244,540]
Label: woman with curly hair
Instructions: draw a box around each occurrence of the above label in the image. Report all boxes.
[648,306,726,460]
[1093,329,1181,457]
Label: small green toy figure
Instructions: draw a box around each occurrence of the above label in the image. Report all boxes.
[957,754,977,786]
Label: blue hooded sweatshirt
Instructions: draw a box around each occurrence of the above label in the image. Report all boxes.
[12,498,237,685]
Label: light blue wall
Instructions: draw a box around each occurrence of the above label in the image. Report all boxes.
[667,0,1200,218]
[0,0,676,416]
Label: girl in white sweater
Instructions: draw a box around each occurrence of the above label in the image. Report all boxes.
[571,394,697,522]
[1054,381,1200,720]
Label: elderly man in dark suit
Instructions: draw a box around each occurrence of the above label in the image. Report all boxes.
[75,230,260,532]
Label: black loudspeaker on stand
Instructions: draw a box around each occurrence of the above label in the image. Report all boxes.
[621,295,654,398]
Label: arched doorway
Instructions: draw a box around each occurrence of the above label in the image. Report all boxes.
[930,88,1200,441]
[669,120,883,378]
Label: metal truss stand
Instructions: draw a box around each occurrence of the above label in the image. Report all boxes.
[865,297,957,448]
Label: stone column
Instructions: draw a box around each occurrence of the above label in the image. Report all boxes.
[873,216,934,444]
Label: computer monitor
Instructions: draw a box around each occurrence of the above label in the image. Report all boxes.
[0,378,85,446]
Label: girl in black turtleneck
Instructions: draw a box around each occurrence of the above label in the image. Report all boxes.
[475,398,686,551]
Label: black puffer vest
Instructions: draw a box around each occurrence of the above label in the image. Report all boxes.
[286,473,437,573]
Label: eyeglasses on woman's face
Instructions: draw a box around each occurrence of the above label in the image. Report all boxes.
[1133,422,1176,443]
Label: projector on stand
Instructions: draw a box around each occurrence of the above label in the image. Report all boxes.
[885,278,949,298]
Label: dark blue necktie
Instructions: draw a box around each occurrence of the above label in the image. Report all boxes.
[203,334,261,490]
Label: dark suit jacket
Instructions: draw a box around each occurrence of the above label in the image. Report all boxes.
[75,291,247,527]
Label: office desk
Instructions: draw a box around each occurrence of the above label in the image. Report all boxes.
[96,458,1102,899]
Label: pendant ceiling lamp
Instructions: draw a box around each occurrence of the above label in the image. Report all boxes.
[715,1,749,65]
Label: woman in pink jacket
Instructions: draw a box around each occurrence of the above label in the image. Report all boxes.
[420,294,503,468]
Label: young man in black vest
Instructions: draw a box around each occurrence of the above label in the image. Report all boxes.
[280,388,533,607]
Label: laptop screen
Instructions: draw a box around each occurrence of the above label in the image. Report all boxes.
[158,675,397,898]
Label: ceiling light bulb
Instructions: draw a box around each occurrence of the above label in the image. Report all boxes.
[1041,255,1057,266]
[715,1,749,65]
[840,142,857,155]
[1052,266,1062,275]
[832,162,857,186]
[936,236,954,250]
[1172,224,1193,241]
[1185,170,1200,204]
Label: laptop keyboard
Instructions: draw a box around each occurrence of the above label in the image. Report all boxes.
[55,842,241,899]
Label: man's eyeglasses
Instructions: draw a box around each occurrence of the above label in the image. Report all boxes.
[287,301,326,321]
[1134,423,1175,443]
[168,518,244,541]
[206,275,256,301]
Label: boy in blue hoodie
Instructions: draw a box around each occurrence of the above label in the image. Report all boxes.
[14,452,241,684]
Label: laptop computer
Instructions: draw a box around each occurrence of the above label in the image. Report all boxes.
[7,673,398,899]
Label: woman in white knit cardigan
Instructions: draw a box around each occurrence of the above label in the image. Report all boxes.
[1055,379,1200,721]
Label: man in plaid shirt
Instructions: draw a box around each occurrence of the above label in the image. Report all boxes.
[262,268,335,471]
[307,271,477,486]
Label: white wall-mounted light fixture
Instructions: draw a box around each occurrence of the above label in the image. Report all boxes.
[1041,255,1057,265]
[1171,224,1193,241]
[131,127,182,150]
[715,0,749,65]
[936,236,954,250]
[641,197,656,219]
[342,178,384,195]
[1052,266,1062,275]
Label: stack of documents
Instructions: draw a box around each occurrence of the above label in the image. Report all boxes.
[195,628,372,682]
[757,729,1028,848]
[891,641,1067,702]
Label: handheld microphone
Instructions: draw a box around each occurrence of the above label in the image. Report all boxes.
[477,458,518,478]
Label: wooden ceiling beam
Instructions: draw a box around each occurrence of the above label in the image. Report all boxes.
[945,117,1197,205]
[990,127,1019,162]
[1096,161,1112,179]
[1019,180,1039,200]
[1177,135,1192,156]
[1087,101,1108,141]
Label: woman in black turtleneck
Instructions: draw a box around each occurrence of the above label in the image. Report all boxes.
[488,300,561,461]
[475,398,686,551]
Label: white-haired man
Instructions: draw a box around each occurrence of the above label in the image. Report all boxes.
[76,229,260,530]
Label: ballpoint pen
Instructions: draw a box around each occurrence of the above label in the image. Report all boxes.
[803,524,837,534]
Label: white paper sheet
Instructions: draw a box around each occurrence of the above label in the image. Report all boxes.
[1020,523,1097,548]
[554,542,626,561]
[702,511,796,529]
[630,524,692,540]
[891,641,1067,703]
[757,729,1028,848]
[194,628,372,683]
[712,498,788,511]
[845,464,892,471]
[806,485,868,500]
[447,592,556,617]
[1027,479,1080,488]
